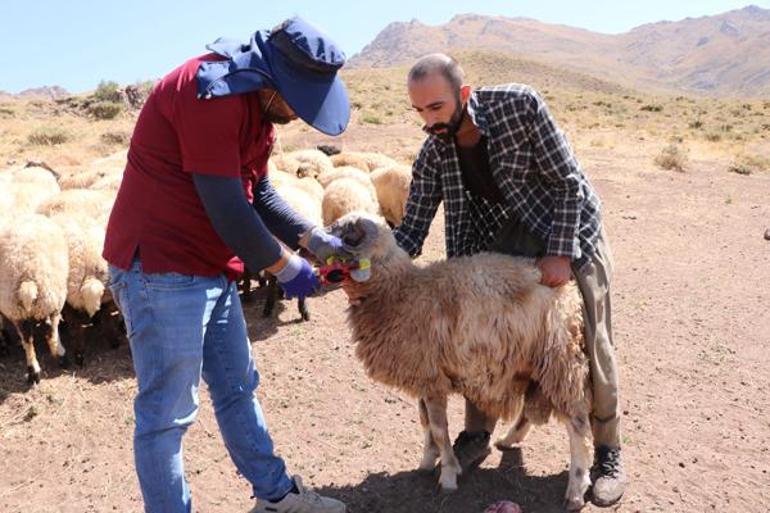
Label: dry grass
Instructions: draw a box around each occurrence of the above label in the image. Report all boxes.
[728,153,770,175]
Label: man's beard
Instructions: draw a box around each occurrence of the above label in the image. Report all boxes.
[261,91,295,125]
[423,98,465,141]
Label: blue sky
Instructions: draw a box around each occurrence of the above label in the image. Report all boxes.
[0,0,766,93]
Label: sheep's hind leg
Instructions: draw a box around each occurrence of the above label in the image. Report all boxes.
[564,414,592,511]
[417,398,440,471]
[46,313,69,368]
[423,395,461,492]
[16,320,40,384]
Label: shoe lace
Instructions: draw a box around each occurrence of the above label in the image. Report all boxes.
[596,447,621,477]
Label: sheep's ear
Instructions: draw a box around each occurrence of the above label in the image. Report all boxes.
[341,218,367,248]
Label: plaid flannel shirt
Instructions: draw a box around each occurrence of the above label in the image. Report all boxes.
[394,84,602,269]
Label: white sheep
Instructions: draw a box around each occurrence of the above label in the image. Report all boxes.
[331,151,398,172]
[267,170,300,189]
[321,177,379,227]
[36,189,115,223]
[58,168,109,190]
[0,173,13,215]
[330,212,593,510]
[8,165,59,189]
[317,166,371,189]
[8,180,61,214]
[0,166,59,216]
[330,152,370,171]
[270,154,301,175]
[369,164,412,227]
[50,212,122,365]
[296,177,324,203]
[90,172,123,191]
[0,214,70,384]
[58,152,125,190]
[285,149,334,178]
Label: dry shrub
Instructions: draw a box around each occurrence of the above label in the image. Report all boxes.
[728,154,769,176]
[100,130,131,145]
[27,127,71,146]
[654,144,688,172]
[88,101,122,120]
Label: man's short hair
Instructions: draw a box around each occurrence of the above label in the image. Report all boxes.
[407,53,465,92]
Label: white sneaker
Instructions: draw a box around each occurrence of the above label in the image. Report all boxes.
[249,475,346,513]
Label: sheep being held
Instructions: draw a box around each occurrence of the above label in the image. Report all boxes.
[330,212,593,511]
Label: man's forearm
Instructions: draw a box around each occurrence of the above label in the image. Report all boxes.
[193,173,285,272]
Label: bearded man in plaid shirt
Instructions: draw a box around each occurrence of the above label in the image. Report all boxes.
[394,53,625,507]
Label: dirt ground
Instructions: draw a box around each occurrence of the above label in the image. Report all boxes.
[1,139,769,513]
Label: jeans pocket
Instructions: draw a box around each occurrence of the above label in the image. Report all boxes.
[143,272,197,291]
[108,281,134,338]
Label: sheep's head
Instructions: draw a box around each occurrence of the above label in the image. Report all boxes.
[296,162,319,179]
[327,211,395,261]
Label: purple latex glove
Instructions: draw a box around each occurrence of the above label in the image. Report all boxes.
[275,254,320,299]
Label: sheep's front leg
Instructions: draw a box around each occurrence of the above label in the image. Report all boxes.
[423,395,461,491]
[263,276,280,317]
[565,414,592,511]
[417,398,440,471]
[298,298,310,322]
[15,321,40,384]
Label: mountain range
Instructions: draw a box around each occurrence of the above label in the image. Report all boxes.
[350,5,770,97]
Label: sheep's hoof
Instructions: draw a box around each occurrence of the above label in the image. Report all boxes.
[438,482,458,495]
[300,310,310,322]
[73,352,85,367]
[59,354,72,369]
[564,496,586,512]
[438,473,459,494]
[27,367,41,385]
[564,499,586,513]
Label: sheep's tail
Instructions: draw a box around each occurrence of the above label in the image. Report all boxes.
[18,281,38,312]
[80,277,105,318]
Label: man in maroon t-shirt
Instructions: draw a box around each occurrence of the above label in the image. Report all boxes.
[104,18,349,513]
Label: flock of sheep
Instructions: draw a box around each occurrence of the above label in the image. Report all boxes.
[0,147,412,384]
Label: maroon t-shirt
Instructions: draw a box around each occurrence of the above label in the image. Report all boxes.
[103,53,275,278]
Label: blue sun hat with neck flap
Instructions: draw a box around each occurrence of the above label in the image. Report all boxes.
[196,16,350,136]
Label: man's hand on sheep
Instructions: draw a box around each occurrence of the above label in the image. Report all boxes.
[537,255,572,287]
[301,226,349,262]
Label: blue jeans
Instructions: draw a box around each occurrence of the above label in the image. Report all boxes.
[108,261,294,513]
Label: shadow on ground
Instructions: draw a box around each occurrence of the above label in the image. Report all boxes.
[316,449,570,513]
